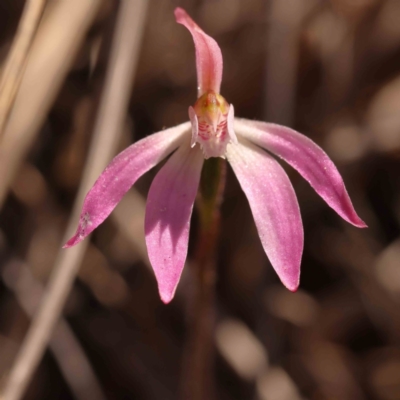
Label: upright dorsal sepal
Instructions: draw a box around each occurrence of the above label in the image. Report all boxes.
[175,7,223,97]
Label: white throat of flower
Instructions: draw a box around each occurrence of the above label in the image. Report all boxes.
[189,91,237,159]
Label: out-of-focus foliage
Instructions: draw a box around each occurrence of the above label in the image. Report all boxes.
[1,0,400,399]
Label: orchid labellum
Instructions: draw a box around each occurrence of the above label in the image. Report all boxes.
[65,8,366,303]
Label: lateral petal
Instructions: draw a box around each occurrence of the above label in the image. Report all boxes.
[64,122,190,247]
[235,119,366,227]
[226,140,303,291]
[145,143,204,303]
[175,7,223,96]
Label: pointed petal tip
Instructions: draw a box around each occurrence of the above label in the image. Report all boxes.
[350,215,368,229]
[280,274,299,293]
[354,220,368,229]
[174,8,196,27]
[63,235,82,249]
[174,7,188,22]
[339,194,368,228]
[341,207,368,228]
[157,277,179,304]
[159,288,175,304]
[286,282,299,293]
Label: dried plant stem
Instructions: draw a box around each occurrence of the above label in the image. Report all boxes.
[0,0,101,209]
[180,158,226,400]
[112,190,150,268]
[0,1,148,400]
[0,0,47,138]
[2,260,107,400]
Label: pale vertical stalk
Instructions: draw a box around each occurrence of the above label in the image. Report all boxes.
[2,260,107,400]
[1,1,148,399]
[265,0,308,125]
[112,191,150,268]
[0,0,47,137]
[180,158,226,400]
[0,0,101,209]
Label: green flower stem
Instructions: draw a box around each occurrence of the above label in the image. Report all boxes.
[181,157,226,400]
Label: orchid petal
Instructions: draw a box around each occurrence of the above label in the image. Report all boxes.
[226,140,303,291]
[235,119,366,228]
[145,143,204,303]
[175,7,223,96]
[64,122,191,248]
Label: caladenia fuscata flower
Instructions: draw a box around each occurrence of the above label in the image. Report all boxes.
[64,7,366,303]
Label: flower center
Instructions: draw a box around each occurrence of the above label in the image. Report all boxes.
[189,91,235,159]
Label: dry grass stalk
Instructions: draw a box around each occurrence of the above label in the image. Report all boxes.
[0,0,48,138]
[0,0,102,209]
[2,260,107,400]
[0,0,148,399]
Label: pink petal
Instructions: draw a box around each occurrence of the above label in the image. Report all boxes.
[226,140,303,291]
[235,119,367,228]
[64,122,190,248]
[175,7,223,96]
[145,143,204,303]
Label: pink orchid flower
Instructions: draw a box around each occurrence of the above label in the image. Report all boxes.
[65,8,366,303]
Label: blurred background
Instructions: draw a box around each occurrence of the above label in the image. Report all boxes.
[1,0,400,399]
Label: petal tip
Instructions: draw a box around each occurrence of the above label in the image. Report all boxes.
[341,198,368,228]
[280,271,300,293]
[152,264,181,305]
[63,234,82,248]
[280,275,300,292]
[352,216,368,229]
[174,7,189,24]
[356,221,368,229]
[158,283,177,304]
[160,291,174,304]
[286,282,299,293]
[344,211,368,229]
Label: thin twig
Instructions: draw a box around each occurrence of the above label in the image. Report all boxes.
[2,260,107,400]
[0,1,148,399]
[0,0,47,138]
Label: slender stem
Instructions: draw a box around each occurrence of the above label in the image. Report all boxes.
[0,1,148,399]
[0,0,47,138]
[2,260,107,400]
[181,157,226,400]
[0,0,99,209]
